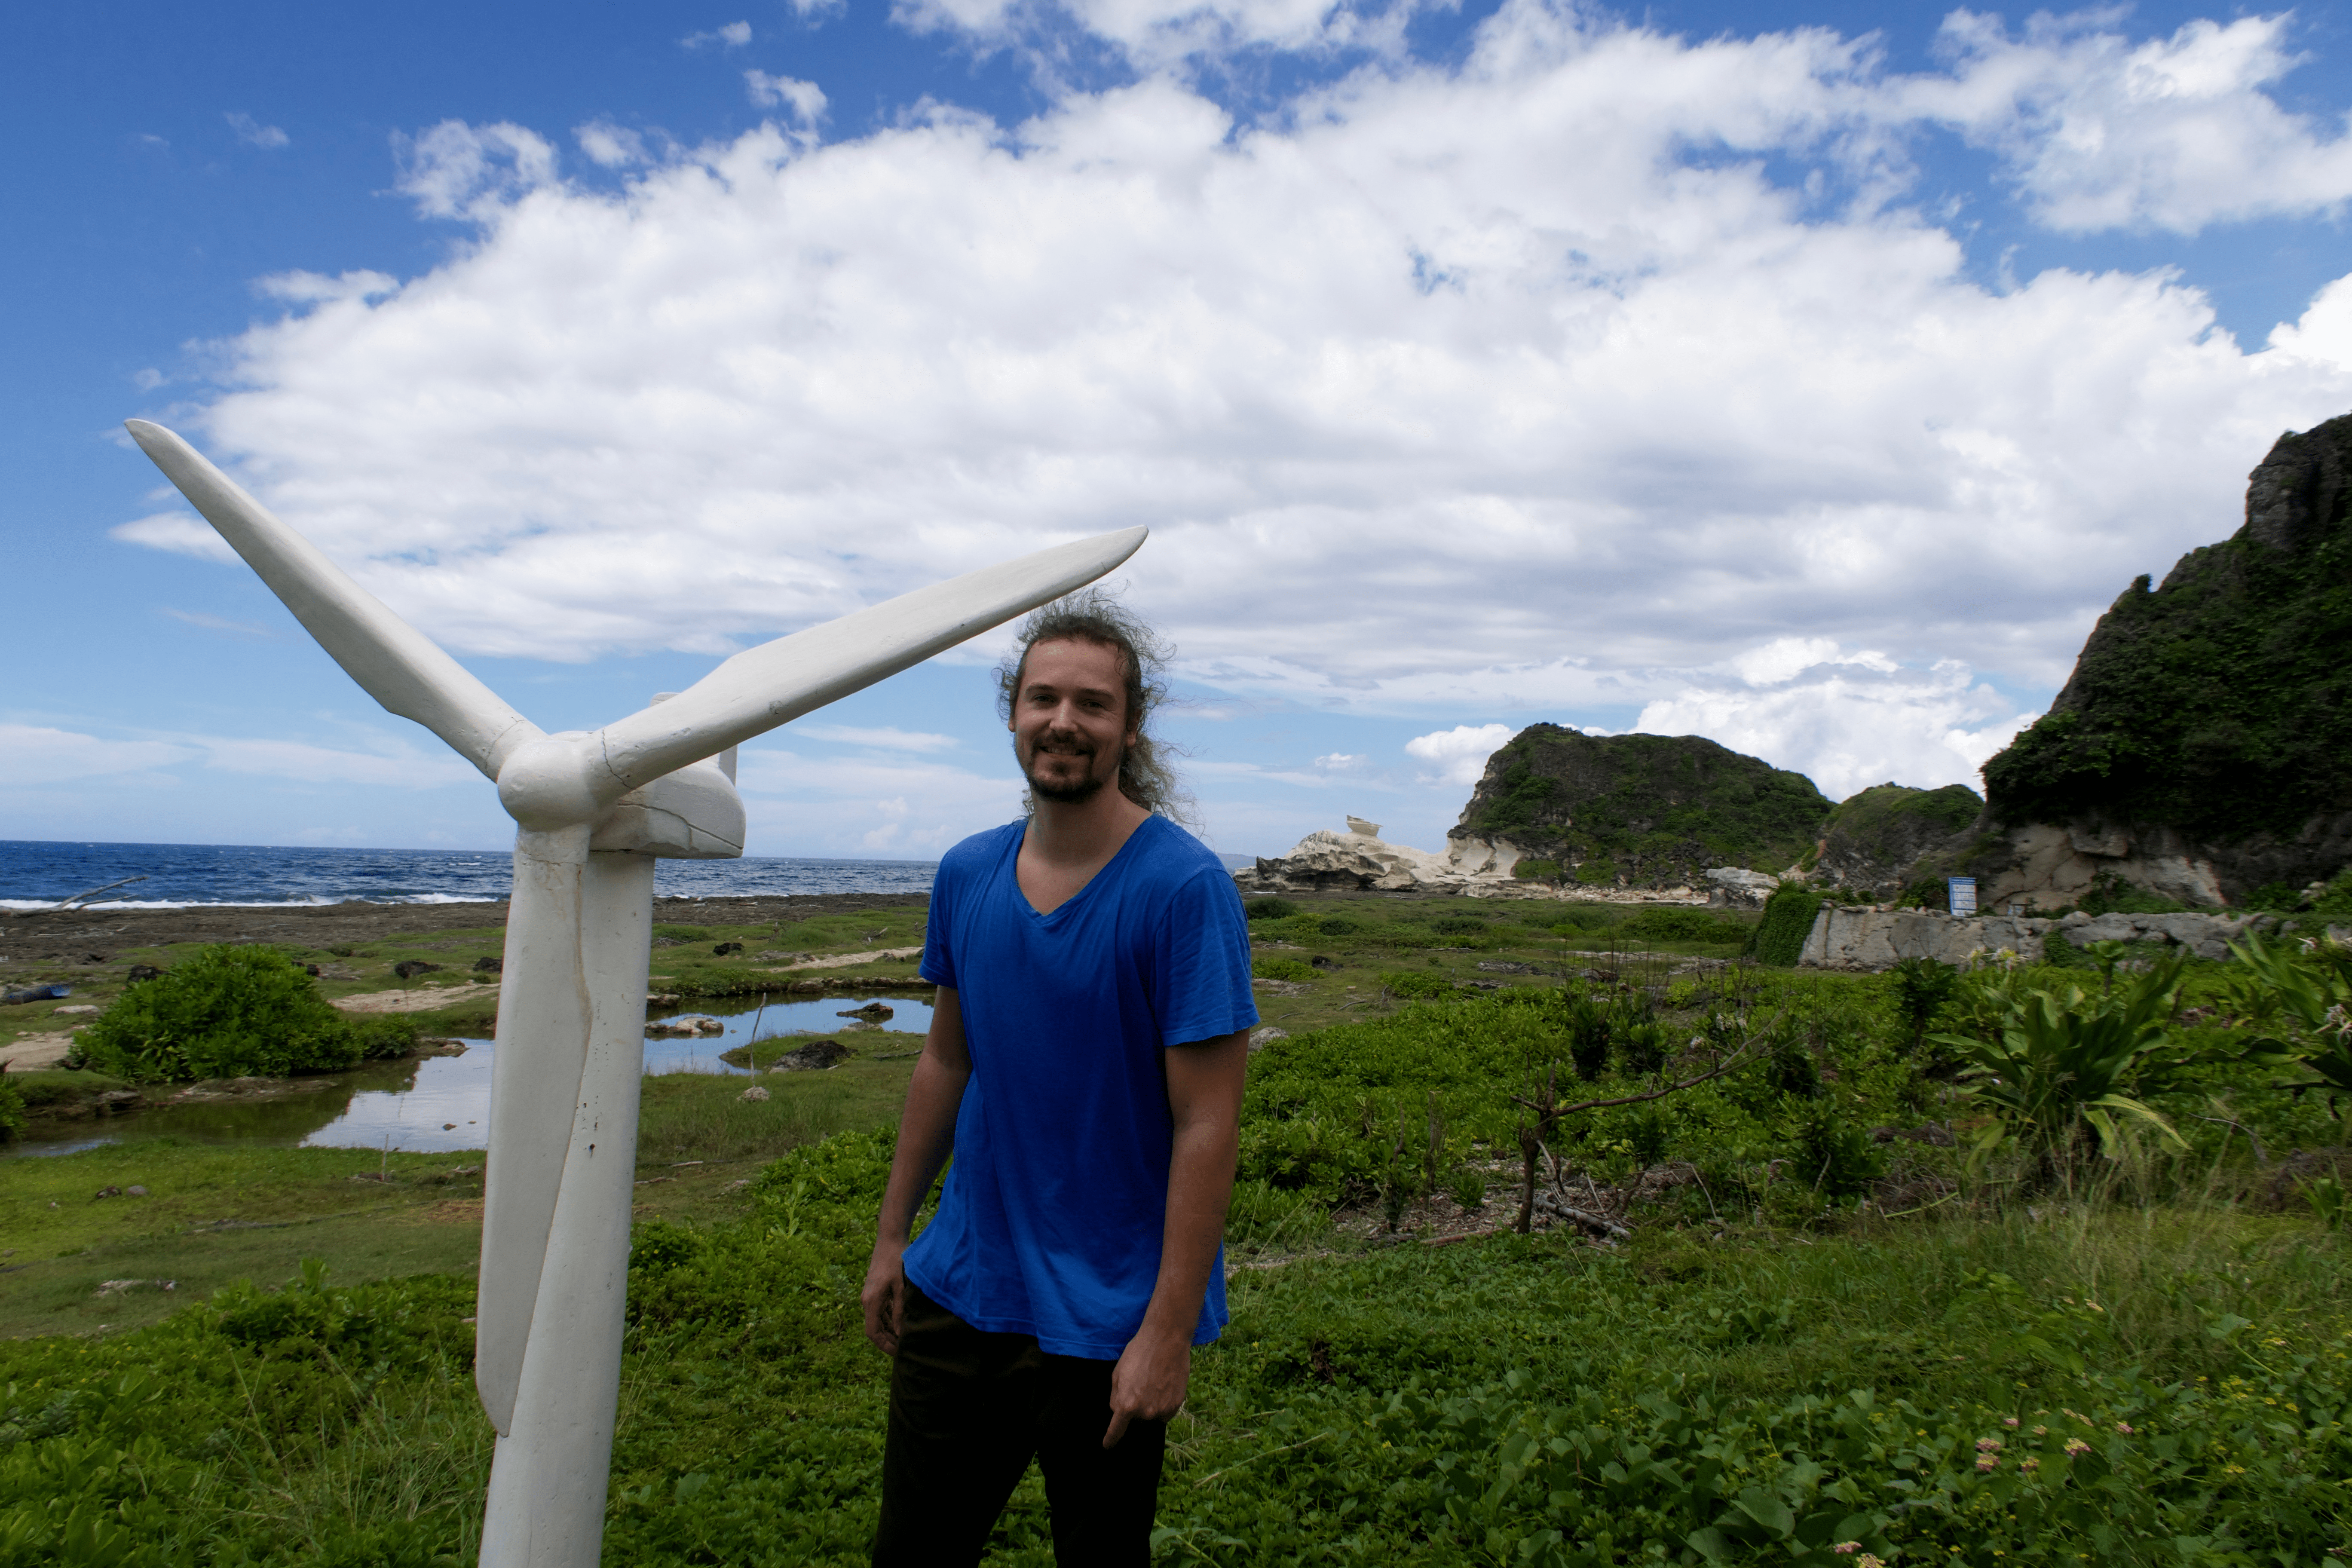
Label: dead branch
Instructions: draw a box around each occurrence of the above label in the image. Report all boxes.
[7,875,148,917]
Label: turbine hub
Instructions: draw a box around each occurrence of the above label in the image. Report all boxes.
[497,732,614,830]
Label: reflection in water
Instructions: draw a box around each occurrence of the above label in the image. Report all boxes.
[8,991,934,1157]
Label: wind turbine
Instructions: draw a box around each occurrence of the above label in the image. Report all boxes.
[125,420,1144,1565]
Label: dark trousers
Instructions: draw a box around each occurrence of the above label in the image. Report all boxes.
[872,1283,1165,1567]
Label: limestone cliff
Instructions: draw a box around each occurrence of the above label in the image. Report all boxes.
[1449,726,1831,890]
[1813,783,1983,895]
[1965,409,2352,906]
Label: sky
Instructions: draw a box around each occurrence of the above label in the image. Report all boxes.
[4,0,2351,864]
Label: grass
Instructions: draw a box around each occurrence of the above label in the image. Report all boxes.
[18,906,2352,1564]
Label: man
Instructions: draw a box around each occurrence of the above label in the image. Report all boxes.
[860,590,1256,1565]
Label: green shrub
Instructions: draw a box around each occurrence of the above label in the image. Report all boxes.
[1619,906,1748,944]
[1380,970,1455,999]
[1745,884,1824,966]
[1551,904,1619,933]
[1317,916,1360,937]
[1783,1103,1886,1199]
[77,945,370,1083]
[1254,957,1317,984]
[1887,955,1960,1049]
[0,1073,24,1142]
[1243,897,1298,921]
[1430,916,1487,936]
[1511,858,1562,881]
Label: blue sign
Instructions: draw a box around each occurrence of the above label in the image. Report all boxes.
[1947,876,1978,917]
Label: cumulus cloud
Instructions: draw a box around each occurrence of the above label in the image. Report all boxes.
[138,2,2352,724]
[897,0,1425,73]
[576,121,651,169]
[392,121,557,219]
[226,111,289,149]
[744,70,827,125]
[1406,724,1516,786]
[1902,11,2352,233]
[1634,642,2035,801]
[681,21,753,49]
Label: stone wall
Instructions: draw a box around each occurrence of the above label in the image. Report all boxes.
[1797,904,2272,971]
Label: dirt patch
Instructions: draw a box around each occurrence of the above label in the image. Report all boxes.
[0,892,928,951]
[408,1199,486,1224]
[334,982,501,1014]
[0,1031,78,1070]
[775,946,922,971]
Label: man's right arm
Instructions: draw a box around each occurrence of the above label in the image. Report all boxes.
[860,985,971,1356]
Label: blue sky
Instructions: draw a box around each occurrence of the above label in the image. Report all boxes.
[5,0,2351,863]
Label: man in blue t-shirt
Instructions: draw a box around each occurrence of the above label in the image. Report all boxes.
[861,591,1257,1565]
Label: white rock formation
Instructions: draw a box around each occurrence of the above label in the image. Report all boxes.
[1236,819,1577,898]
[1798,905,2270,970]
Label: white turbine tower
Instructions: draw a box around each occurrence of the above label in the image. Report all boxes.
[125,420,1144,1565]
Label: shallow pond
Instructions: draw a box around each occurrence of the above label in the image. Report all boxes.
[10,991,934,1158]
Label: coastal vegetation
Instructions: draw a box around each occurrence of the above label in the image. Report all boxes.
[6,892,2352,1563]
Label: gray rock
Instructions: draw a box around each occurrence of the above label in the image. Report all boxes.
[1247,1026,1289,1051]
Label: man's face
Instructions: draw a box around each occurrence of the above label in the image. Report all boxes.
[1011,637,1135,805]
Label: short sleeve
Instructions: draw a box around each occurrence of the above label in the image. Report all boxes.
[919,862,957,991]
[1155,867,1259,1047]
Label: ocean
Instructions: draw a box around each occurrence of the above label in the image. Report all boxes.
[0,839,937,910]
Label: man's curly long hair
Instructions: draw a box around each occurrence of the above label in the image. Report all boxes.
[995,588,1194,824]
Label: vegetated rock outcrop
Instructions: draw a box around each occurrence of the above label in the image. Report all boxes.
[1449,727,1830,891]
[1811,783,1984,896]
[1946,409,2352,908]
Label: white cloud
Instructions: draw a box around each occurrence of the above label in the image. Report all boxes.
[897,0,1424,73]
[786,0,844,18]
[794,722,961,751]
[392,121,557,219]
[1314,752,1366,769]
[1901,11,2352,234]
[2271,275,2352,374]
[744,70,827,125]
[1405,723,1516,786]
[576,121,651,169]
[111,512,236,564]
[226,111,290,150]
[1634,646,2037,801]
[143,3,2352,719]
[736,746,1020,854]
[132,368,166,391]
[0,726,196,786]
[681,21,753,49]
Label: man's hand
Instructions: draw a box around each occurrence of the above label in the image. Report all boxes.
[1103,1325,1191,1447]
[862,1240,909,1356]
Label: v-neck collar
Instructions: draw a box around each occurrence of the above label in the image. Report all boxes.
[1017,814,1158,922]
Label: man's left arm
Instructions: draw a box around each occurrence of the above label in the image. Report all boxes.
[1104,1028,1250,1448]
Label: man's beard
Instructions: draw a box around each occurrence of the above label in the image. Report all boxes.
[1022,736,1120,805]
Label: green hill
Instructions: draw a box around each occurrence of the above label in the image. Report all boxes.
[1453,726,1831,888]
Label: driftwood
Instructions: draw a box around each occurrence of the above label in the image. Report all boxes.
[1530,1189,1631,1239]
[1510,1040,1756,1236]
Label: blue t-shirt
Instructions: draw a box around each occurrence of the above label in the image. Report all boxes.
[903,814,1259,1359]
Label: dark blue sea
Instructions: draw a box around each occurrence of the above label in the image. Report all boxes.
[0,839,936,911]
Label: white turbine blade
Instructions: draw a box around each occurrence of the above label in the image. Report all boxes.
[592,527,1147,790]
[475,826,596,1435]
[124,420,540,781]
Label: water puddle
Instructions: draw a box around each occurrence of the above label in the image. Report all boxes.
[8,991,934,1158]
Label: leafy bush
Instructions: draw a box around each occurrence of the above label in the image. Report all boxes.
[1511,858,1562,880]
[1317,916,1360,937]
[1242,897,1298,921]
[1619,907,1749,944]
[1431,916,1488,936]
[0,1073,24,1142]
[1380,970,1455,1000]
[1745,884,1825,966]
[2074,871,2190,917]
[1564,994,1610,1082]
[1932,952,2196,1172]
[77,945,374,1083]
[1887,955,1959,1049]
[1783,1103,1886,1199]
[1550,904,1619,933]
[1254,957,1317,984]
